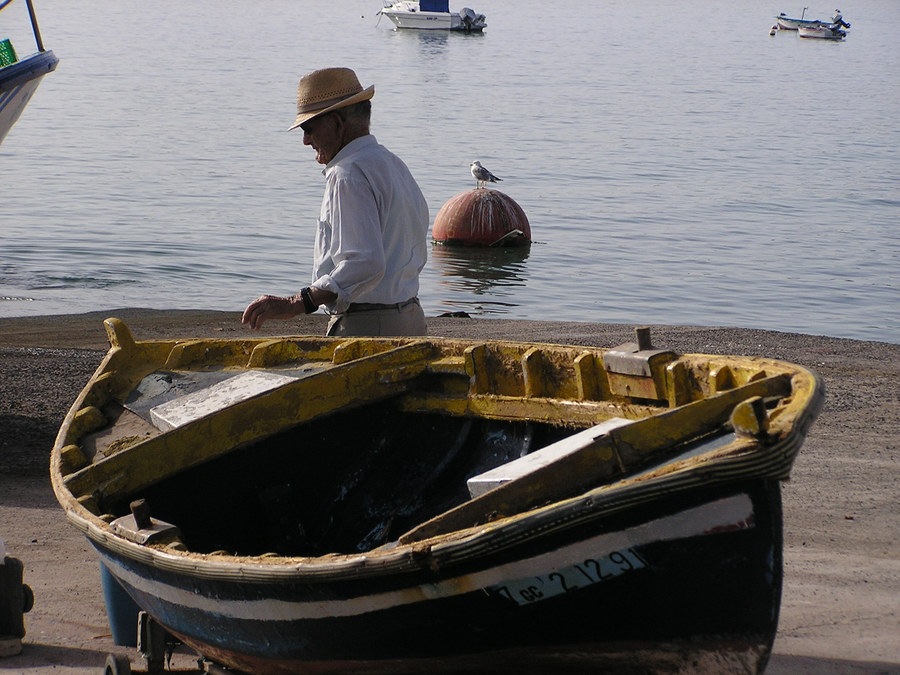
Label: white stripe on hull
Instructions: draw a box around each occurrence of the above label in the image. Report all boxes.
[104,493,753,622]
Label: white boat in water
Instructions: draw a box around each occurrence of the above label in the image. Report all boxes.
[775,8,850,33]
[0,0,58,145]
[775,9,827,30]
[380,0,486,32]
[797,23,846,39]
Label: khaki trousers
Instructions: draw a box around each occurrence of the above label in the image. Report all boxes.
[326,299,427,337]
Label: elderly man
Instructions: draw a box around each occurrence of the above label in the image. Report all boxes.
[242,67,429,336]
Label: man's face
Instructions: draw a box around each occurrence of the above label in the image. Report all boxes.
[301,113,342,165]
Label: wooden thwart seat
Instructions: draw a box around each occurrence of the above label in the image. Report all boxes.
[466,417,635,498]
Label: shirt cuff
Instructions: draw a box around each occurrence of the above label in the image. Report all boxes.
[313,276,350,314]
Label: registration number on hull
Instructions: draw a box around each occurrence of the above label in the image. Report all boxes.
[488,548,647,606]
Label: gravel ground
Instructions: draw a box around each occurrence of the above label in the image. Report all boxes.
[1,309,897,674]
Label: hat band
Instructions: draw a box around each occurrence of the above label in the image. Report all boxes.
[297,91,361,115]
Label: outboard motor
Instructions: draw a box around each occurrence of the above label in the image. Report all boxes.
[832,10,850,28]
[459,7,483,31]
[460,7,475,29]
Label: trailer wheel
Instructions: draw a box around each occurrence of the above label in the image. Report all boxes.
[22,584,34,613]
[103,653,131,675]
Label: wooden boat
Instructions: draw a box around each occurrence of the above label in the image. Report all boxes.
[51,319,823,674]
[0,0,58,145]
[379,0,486,32]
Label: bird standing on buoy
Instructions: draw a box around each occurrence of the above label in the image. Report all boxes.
[470,161,502,189]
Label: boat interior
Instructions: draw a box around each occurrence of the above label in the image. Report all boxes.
[56,320,812,558]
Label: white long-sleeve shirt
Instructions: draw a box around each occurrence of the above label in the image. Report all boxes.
[311,135,429,315]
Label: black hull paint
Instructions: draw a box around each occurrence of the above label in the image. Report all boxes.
[98,479,782,673]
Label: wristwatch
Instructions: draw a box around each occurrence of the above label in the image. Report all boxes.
[299,287,317,314]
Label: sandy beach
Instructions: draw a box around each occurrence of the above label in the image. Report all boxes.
[1,309,897,674]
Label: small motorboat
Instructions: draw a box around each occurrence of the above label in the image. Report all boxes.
[0,0,58,145]
[379,0,486,32]
[52,319,824,674]
[775,8,828,30]
[798,23,847,39]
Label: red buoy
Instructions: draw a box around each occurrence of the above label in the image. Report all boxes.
[432,189,531,247]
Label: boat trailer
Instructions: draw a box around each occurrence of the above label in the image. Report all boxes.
[102,611,237,674]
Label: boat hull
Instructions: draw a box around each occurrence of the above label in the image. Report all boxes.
[797,24,846,39]
[0,50,58,144]
[95,479,782,673]
[52,320,823,673]
[383,10,455,29]
[775,17,825,30]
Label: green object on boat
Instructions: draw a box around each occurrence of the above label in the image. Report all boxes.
[0,39,18,67]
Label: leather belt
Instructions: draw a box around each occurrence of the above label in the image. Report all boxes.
[345,297,419,313]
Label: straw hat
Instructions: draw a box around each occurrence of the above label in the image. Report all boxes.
[288,68,375,131]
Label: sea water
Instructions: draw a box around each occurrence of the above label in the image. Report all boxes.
[1,0,898,343]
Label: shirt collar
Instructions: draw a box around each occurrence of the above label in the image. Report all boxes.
[322,134,377,176]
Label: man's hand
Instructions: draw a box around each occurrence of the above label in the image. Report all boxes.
[241,295,303,330]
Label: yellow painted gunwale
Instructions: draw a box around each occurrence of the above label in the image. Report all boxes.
[49,318,824,583]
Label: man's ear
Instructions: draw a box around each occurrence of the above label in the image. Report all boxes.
[330,112,345,135]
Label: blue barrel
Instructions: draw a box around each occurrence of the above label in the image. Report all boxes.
[99,563,140,647]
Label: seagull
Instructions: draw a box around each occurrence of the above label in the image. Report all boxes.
[470,161,502,189]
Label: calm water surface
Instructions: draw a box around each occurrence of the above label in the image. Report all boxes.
[2,0,898,343]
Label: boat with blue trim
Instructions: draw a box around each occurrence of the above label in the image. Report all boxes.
[379,0,485,32]
[0,0,57,145]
